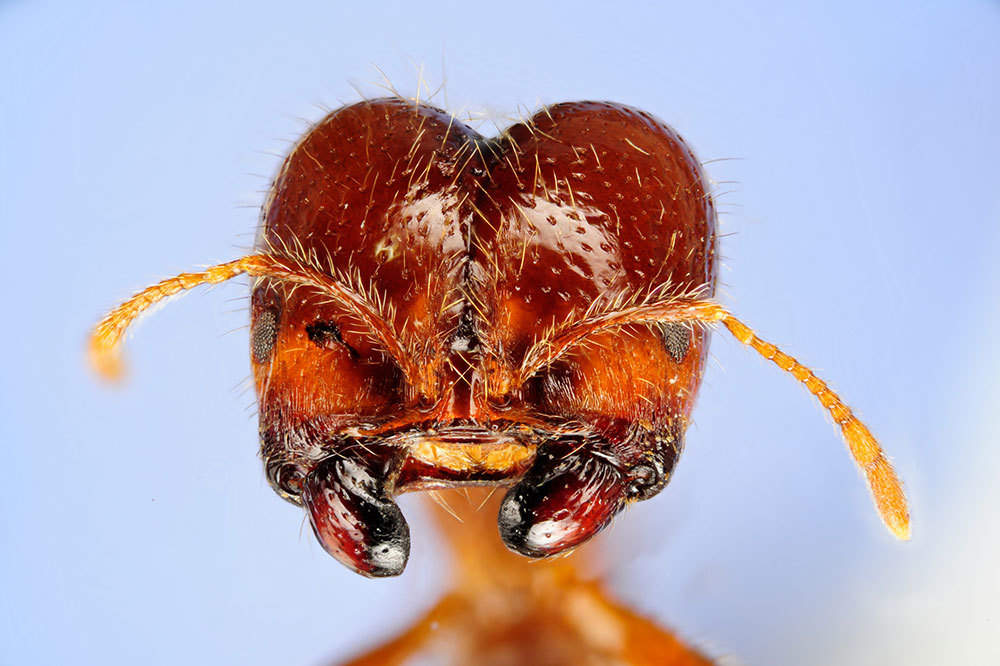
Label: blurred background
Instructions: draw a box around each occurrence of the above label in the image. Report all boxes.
[2,1,998,664]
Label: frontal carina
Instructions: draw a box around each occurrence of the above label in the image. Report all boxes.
[91,98,909,577]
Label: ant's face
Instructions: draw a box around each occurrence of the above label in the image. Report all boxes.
[249,98,716,576]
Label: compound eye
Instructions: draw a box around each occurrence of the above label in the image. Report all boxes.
[251,306,280,364]
[658,322,691,363]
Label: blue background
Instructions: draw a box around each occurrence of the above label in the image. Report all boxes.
[2,1,999,664]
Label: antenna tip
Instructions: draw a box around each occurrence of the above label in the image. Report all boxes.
[88,338,126,383]
[891,520,912,541]
[868,461,911,541]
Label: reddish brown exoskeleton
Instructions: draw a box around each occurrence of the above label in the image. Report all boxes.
[91,98,909,583]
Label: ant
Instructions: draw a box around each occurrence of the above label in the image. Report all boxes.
[91,96,908,663]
